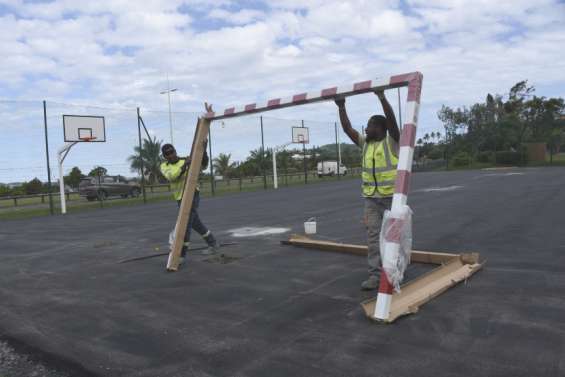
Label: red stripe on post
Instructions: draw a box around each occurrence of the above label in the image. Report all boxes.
[293,93,307,102]
[407,78,422,103]
[378,269,394,294]
[395,170,411,195]
[224,108,235,115]
[353,80,372,91]
[384,218,403,243]
[244,103,256,112]
[399,123,417,147]
[321,87,337,97]
[267,98,281,108]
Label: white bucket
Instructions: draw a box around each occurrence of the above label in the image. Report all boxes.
[304,218,317,234]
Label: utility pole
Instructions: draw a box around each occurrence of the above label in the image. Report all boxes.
[160,73,177,144]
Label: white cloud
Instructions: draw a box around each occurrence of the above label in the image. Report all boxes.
[0,0,564,181]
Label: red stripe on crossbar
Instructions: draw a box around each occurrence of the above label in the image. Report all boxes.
[399,124,417,147]
[245,103,256,112]
[353,80,372,91]
[224,108,235,115]
[378,269,394,294]
[205,112,215,119]
[293,93,307,102]
[321,87,337,97]
[395,170,410,195]
[389,73,416,85]
[267,98,281,108]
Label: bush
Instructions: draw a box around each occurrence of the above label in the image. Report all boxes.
[477,151,493,163]
[452,151,471,167]
[495,151,526,165]
[428,146,444,160]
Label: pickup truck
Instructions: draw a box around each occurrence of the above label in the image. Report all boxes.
[79,176,141,201]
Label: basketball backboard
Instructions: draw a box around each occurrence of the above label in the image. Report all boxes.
[63,115,106,142]
[292,126,309,144]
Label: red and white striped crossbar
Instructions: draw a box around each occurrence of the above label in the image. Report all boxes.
[204,72,422,121]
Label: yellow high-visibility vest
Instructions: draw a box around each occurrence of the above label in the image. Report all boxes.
[160,158,196,201]
[361,138,398,197]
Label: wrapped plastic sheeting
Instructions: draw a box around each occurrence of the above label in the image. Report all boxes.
[379,205,413,292]
[168,224,177,251]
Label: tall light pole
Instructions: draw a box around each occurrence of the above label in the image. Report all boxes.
[160,73,177,144]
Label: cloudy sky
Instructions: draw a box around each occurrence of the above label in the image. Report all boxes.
[1,0,565,182]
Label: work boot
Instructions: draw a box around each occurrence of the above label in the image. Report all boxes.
[202,231,218,255]
[361,275,380,290]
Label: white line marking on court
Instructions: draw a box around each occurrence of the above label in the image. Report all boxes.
[418,185,463,193]
[228,227,290,237]
[479,172,525,178]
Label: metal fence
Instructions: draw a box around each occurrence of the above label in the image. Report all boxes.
[1,99,366,215]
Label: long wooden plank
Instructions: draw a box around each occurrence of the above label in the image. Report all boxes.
[166,117,211,271]
[361,257,483,322]
[283,235,459,264]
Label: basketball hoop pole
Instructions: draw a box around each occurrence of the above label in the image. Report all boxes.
[57,141,78,214]
[272,142,292,189]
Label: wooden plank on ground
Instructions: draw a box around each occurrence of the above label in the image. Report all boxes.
[361,256,483,322]
[283,235,459,264]
[166,117,211,271]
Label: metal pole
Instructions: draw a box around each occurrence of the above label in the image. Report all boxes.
[334,121,340,180]
[272,148,278,189]
[209,127,215,196]
[137,108,147,204]
[43,100,54,215]
[302,120,307,184]
[260,116,267,189]
[58,156,66,214]
[167,74,174,144]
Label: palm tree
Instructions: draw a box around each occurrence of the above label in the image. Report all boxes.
[128,136,165,184]
[213,153,236,178]
[423,133,430,144]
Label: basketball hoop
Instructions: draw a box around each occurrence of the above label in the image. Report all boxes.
[79,136,97,142]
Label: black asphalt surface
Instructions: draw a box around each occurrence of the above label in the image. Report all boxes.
[1,167,564,377]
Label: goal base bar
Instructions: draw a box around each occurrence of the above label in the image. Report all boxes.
[283,235,483,323]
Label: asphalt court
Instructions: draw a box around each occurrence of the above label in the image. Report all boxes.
[1,167,564,377]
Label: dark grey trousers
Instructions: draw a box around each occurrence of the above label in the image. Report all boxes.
[364,197,392,278]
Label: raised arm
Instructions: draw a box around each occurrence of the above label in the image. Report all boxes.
[376,91,400,142]
[335,98,361,146]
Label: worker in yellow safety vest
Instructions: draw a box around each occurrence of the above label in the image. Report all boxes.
[160,143,218,264]
[335,90,400,290]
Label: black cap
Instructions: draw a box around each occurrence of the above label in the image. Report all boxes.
[161,143,175,154]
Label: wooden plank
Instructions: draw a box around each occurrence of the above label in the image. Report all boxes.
[283,235,459,264]
[361,257,484,322]
[166,117,211,271]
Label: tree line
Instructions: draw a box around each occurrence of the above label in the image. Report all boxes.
[421,80,565,166]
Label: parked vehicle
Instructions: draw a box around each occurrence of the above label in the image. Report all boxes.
[317,161,347,177]
[79,176,141,201]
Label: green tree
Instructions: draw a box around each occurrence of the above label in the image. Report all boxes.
[128,136,165,184]
[213,153,236,178]
[88,166,107,177]
[24,178,43,195]
[65,167,85,188]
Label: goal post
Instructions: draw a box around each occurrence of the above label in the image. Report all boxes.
[182,73,423,322]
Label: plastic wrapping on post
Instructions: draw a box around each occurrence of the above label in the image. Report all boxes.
[379,205,413,292]
[168,224,177,251]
